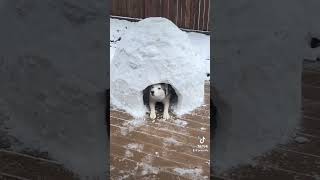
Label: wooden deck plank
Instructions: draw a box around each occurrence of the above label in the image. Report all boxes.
[111,104,210,123]
[111,115,209,140]
[111,144,210,179]
[303,62,320,73]
[111,119,209,146]
[278,133,320,156]
[0,150,76,180]
[111,155,190,180]
[216,64,320,179]
[220,164,313,180]
[111,135,209,166]
[302,84,320,102]
[111,109,210,130]
[303,101,320,119]
[111,125,209,160]
[303,71,320,86]
[255,148,320,176]
[300,117,320,136]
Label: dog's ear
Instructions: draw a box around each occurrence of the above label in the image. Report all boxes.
[164,84,169,96]
[168,84,174,94]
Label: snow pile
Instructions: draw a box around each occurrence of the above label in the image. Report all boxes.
[294,136,310,144]
[120,118,146,136]
[200,127,207,131]
[174,119,188,127]
[173,168,207,179]
[139,154,159,176]
[110,18,210,80]
[125,143,144,152]
[125,150,134,158]
[110,18,136,61]
[139,163,160,176]
[110,18,135,43]
[163,137,182,146]
[188,32,210,61]
[111,17,206,118]
[212,0,304,173]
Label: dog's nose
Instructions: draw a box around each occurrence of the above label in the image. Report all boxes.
[151,90,154,95]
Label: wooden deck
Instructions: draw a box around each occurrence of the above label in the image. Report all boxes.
[1,62,320,179]
[110,81,210,180]
[0,150,76,180]
[212,62,320,180]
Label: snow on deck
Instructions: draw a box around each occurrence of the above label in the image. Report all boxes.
[1,63,320,179]
[212,61,320,180]
[110,82,210,179]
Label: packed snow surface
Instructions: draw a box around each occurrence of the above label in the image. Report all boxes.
[174,168,207,179]
[110,18,210,67]
[110,17,207,118]
[174,119,188,127]
[125,143,144,152]
[163,137,182,146]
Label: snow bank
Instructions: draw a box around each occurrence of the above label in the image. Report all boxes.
[212,0,305,173]
[0,1,108,179]
[110,17,206,118]
[110,18,137,62]
[187,32,210,61]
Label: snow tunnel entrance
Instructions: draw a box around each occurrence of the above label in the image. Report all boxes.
[142,83,179,114]
[310,37,320,49]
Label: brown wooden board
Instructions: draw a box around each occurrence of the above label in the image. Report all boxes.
[194,0,200,30]
[110,0,210,31]
[213,62,320,179]
[199,0,204,31]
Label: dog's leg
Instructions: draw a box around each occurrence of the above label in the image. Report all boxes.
[163,99,170,120]
[149,100,156,119]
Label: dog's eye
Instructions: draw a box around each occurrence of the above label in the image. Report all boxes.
[158,88,161,90]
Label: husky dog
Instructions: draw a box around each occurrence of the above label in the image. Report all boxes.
[149,83,171,120]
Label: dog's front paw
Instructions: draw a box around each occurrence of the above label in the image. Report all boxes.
[150,112,156,119]
[163,112,170,120]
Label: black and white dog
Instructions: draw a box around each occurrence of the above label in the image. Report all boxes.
[148,83,171,120]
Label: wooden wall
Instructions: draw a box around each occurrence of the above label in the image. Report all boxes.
[111,0,211,31]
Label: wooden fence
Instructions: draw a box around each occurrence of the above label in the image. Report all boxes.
[111,0,211,32]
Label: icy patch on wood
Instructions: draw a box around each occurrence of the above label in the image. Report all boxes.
[125,143,144,152]
[294,136,310,144]
[173,168,207,179]
[139,163,160,176]
[120,118,146,136]
[174,119,188,127]
[124,150,133,158]
[163,137,182,146]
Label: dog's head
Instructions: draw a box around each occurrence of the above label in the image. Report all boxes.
[150,83,168,99]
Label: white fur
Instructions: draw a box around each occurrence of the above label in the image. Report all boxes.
[149,84,171,120]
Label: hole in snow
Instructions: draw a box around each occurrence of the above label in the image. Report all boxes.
[310,37,320,49]
[142,83,179,113]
